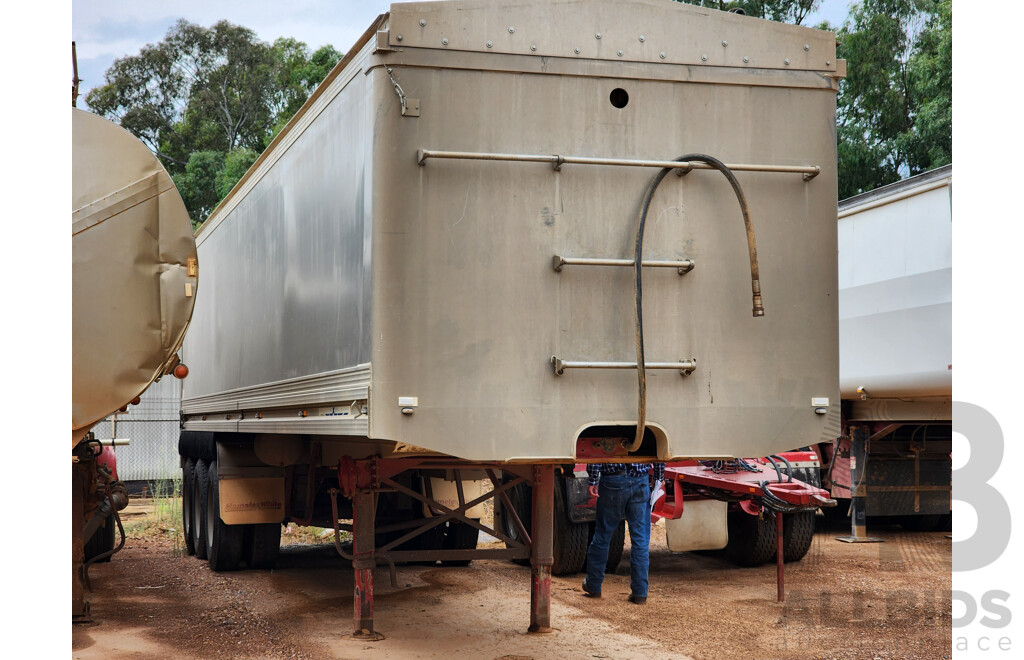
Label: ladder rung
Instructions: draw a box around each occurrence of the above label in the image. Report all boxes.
[551,357,697,376]
[552,255,694,274]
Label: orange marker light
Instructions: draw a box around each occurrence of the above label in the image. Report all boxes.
[173,363,189,379]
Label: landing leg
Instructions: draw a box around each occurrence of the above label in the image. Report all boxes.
[836,426,883,544]
[351,485,385,640]
[528,465,554,633]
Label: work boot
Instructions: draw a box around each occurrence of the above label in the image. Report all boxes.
[582,578,601,598]
[628,593,647,605]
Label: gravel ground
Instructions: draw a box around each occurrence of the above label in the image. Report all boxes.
[72,510,951,660]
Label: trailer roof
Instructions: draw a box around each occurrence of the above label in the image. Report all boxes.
[839,164,952,215]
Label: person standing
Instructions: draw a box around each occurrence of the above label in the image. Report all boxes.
[582,462,665,604]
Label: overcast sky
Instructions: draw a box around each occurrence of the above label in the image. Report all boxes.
[72,0,853,107]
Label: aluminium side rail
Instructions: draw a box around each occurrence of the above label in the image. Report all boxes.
[417,149,821,180]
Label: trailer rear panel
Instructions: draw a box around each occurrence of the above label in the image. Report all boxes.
[182,0,843,462]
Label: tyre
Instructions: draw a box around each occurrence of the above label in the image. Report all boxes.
[441,520,479,567]
[782,511,815,562]
[246,523,281,569]
[498,476,532,567]
[194,458,210,560]
[584,519,625,574]
[84,513,116,563]
[498,472,588,574]
[205,460,244,571]
[725,510,777,566]
[551,479,588,575]
[182,458,196,556]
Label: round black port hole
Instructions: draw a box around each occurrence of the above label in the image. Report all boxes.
[609,88,629,109]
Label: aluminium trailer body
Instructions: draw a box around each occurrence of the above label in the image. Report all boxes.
[179,0,843,635]
[823,164,953,534]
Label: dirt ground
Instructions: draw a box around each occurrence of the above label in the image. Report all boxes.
[72,507,951,660]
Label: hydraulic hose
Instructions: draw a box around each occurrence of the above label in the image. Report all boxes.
[629,154,763,452]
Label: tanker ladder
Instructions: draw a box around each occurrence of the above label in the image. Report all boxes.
[331,457,557,639]
[655,457,836,602]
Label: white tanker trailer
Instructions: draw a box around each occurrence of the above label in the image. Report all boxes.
[177,0,844,635]
[72,108,199,621]
[823,164,953,536]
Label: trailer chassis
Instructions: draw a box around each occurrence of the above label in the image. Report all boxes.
[331,456,556,638]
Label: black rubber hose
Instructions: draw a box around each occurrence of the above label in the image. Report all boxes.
[770,454,794,482]
[629,154,762,451]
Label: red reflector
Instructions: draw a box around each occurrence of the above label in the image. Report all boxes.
[173,364,189,379]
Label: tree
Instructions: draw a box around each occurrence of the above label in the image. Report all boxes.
[675,0,951,198]
[86,20,342,226]
[672,1,821,25]
[832,0,951,198]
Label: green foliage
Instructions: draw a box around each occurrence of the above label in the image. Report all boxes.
[172,151,226,225]
[832,0,951,197]
[674,0,951,199]
[86,20,342,227]
[217,147,259,199]
[671,1,821,25]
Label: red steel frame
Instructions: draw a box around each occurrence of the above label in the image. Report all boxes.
[334,456,556,638]
[655,457,833,602]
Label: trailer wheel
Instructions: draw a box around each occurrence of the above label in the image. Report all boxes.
[182,458,196,556]
[498,476,532,567]
[194,458,210,560]
[440,520,479,567]
[245,523,281,569]
[782,512,815,562]
[206,460,244,571]
[725,510,777,566]
[585,520,625,574]
[84,514,116,563]
[551,478,588,575]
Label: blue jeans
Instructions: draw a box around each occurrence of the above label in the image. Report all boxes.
[585,473,651,597]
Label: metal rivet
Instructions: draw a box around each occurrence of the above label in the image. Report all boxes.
[574,47,581,54]
[784,58,790,65]
[419,19,426,27]
[803,43,810,51]
[396,34,403,42]
[442,38,448,46]
[743,56,750,63]
[617,50,623,57]
[508,26,515,34]
[701,53,708,61]
[486,40,492,48]
[595,32,602,39]
[722,40,728,47]
[659,52,666,59]
[531,44,537,51]
[639,35,646,42]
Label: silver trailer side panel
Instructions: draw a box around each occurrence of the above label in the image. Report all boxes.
[184,36,378,412]
[183,1,842,461]
[838,165,952,399]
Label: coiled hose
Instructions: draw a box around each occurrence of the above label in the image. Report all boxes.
[629,154,763,452]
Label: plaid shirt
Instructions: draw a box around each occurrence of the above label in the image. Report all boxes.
[587,462,665,486]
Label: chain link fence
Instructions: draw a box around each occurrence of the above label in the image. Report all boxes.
[92,377,181,483]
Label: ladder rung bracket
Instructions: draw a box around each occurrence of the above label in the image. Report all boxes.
[552,255,694,275]
[551,357,697,377]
